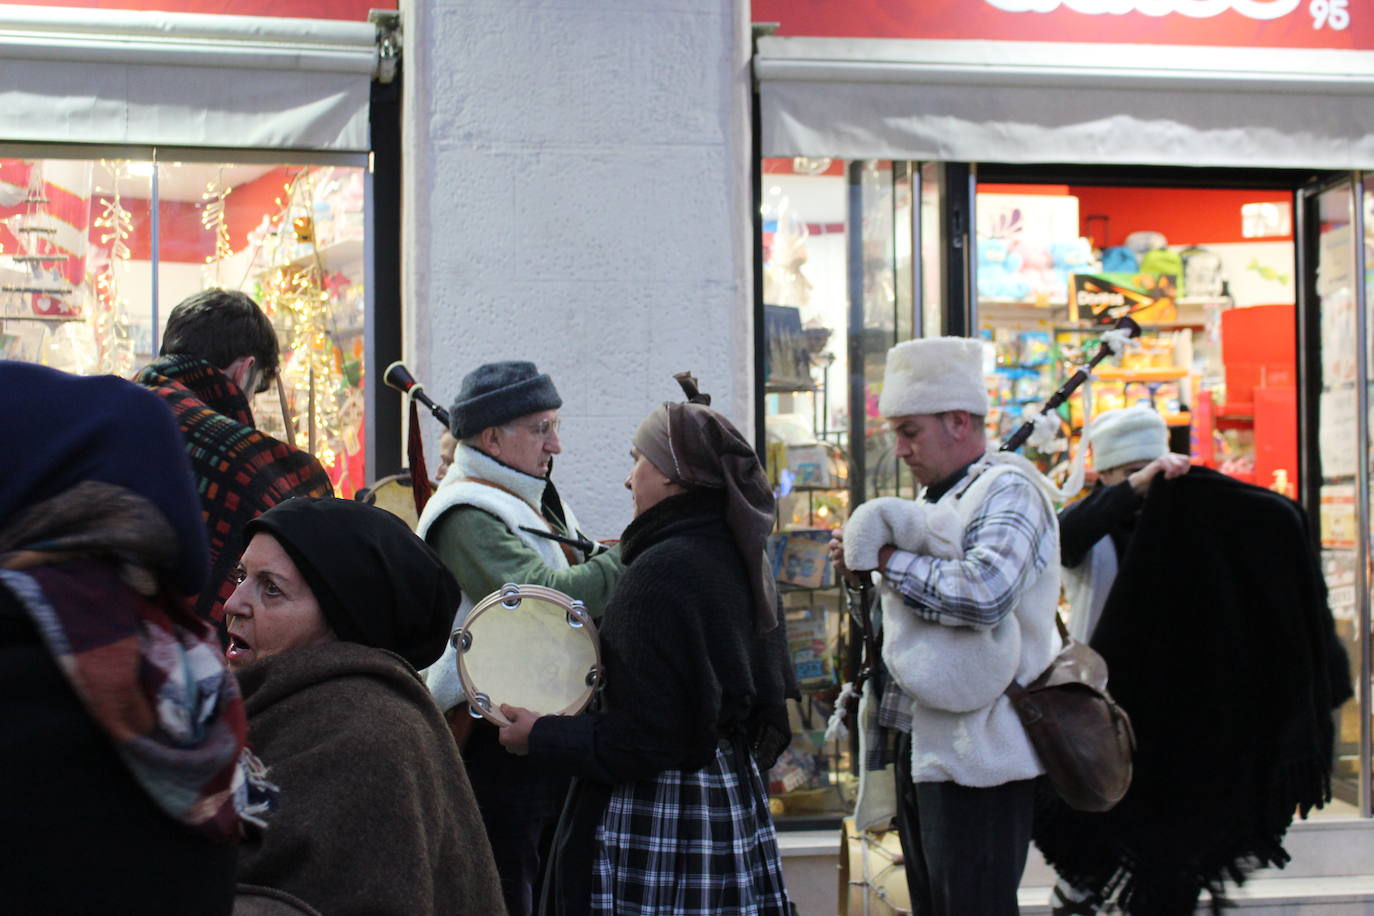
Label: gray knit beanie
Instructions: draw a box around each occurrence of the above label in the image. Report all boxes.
[448,361,562,439]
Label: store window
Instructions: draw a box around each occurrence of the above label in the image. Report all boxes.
[757,160,1359,823]
[1310,179,1365,808]
[0,150,370,497]
[975,182,1298,496]
[760,158,917,824]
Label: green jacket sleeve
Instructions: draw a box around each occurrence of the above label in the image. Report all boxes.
[429,505,624,619]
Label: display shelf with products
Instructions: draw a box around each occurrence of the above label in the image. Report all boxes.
[764,357,859,825]
[243,165,368,499]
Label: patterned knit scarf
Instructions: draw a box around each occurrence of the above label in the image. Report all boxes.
[134,354,333,625]
[0,481,275,841]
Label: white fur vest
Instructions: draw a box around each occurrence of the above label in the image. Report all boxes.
[416,445,584,711]
[888,454,1061,787]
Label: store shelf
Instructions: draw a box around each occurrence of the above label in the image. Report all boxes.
[267,236,365,275]
[1093,365,1188,381]
[980,297,1221,329]
[0,313,83,323]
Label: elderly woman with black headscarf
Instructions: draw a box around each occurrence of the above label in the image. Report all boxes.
[225,497,504,915]
[499,378,796,916]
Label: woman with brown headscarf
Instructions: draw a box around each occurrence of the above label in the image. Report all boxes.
[499,377,796,916]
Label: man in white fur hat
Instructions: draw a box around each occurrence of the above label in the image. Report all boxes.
[829,336,1061,915]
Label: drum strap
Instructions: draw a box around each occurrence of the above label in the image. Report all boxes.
[454,477,583,566]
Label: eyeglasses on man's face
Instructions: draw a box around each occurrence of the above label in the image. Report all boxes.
[510,417,561,440]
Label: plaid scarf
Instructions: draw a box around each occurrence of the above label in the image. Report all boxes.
[0,481,275,841]
[134,355,333,625]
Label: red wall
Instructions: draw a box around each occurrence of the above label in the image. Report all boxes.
[1070,186,1292,246]
[982,183,1293,247]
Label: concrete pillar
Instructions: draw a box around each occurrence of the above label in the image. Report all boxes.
[401,0,754,538]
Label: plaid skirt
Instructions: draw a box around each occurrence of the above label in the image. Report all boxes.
[591,740,790,915]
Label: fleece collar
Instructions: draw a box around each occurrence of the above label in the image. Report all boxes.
[452,444,548,509]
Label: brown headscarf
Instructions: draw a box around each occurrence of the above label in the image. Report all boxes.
[632,375,779,634]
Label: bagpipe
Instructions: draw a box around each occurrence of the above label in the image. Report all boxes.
[354,361,453,526]
[383,360,451,429]
[831,316,1142,737]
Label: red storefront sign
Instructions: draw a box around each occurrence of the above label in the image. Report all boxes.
[753,0,1373,51]
[0,0,388,20]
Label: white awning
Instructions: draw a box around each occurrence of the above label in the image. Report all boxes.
[757,36,1374,170]
[0,5,379,152]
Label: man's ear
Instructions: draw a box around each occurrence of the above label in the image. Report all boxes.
[477,426,501,457]
[224,355,256,392]
[943,410,973,439]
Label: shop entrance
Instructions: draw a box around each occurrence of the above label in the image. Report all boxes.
[759,157,1368,824]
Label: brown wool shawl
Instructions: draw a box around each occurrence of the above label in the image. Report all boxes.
[632,402,778,634]
[237,642,505,915]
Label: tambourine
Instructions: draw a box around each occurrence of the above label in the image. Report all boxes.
[454,583,603,727]
[355,473,420,530]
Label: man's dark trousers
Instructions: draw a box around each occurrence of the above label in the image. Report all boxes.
[893,731,1036,915]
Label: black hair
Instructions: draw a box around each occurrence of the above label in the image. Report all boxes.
[159,288,280,380]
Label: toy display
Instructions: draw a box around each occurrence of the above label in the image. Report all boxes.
[977,235,1032,301]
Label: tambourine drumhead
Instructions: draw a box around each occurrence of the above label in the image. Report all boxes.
[838,817,910,916]
[357,474,419,531]
[455,584,602,727]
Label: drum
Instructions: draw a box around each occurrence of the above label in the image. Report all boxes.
[454,583,603,727]
[838,816,911,916]
[356,473,420,530]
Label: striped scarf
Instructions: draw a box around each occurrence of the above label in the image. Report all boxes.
[0,481,274,840]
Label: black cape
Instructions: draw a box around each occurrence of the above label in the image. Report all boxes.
[1035,467,1351,913]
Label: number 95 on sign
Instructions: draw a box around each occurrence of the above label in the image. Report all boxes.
[1311,0,1349,30]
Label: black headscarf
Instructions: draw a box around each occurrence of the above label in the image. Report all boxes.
[0,360,209,595]
[631,377,778,634]
[245,498,460,670]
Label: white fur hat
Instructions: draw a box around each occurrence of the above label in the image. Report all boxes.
[878,337,989,418]
[1088,405,1168,472]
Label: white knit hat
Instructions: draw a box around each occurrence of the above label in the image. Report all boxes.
[1088,405,1167,472]
[878,337,989,418]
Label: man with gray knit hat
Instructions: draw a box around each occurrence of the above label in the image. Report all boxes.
[415,359,623,916]
[829,336,1060,915]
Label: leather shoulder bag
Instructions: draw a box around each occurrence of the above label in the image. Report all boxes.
[1005,615,1135,812]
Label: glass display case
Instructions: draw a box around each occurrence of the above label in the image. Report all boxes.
[0,150,370,496]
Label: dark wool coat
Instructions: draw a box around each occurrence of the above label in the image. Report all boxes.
[237,642,505,916]
[1035,468,1352,914]
[530,490,795,915]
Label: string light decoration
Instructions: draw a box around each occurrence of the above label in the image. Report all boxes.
[253,168,341,470]
[90,159,135,377]
[200,168,233,286]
